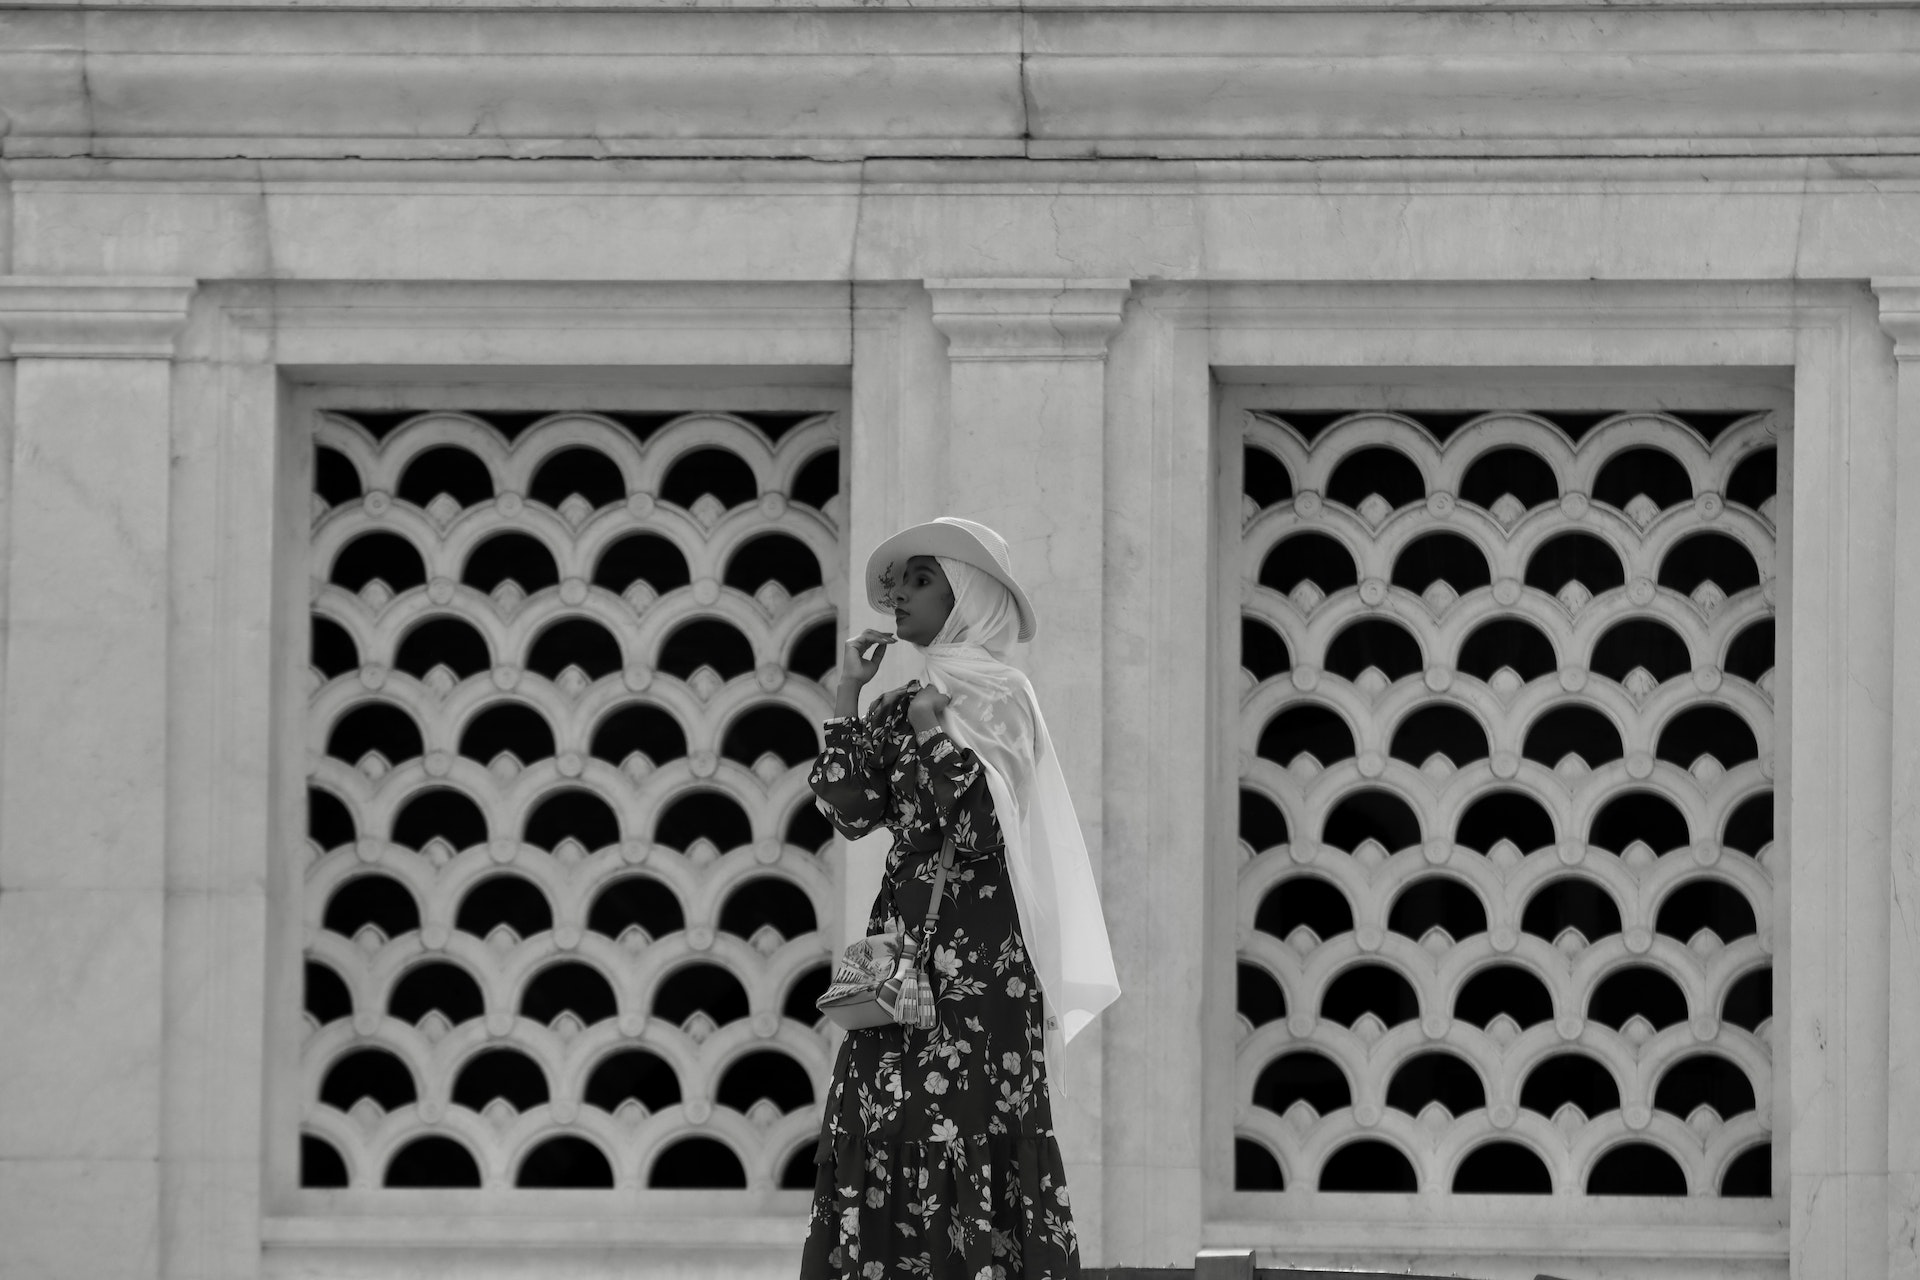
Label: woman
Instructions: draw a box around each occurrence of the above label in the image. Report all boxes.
[799,516,1120,1280]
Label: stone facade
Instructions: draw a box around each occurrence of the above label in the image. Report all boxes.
[3,4,1920,1280]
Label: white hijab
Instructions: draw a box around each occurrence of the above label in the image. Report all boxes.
[915,557,1120,1054]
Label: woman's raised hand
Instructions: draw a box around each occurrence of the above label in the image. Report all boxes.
[841,628,896,686]
[908,684,951,730]
[872,681,921,716]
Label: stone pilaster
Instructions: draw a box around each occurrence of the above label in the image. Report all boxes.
[1875,278,1920,1280]
[926,277,1130,1264]
[0,277,194,1280]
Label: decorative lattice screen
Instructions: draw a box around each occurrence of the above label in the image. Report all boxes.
[1234,409,1777,1199]
[300,408,843,1192]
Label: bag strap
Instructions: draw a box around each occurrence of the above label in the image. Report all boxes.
[916,835,957,946]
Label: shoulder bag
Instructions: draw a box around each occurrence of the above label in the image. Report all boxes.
[816,835,955,1032]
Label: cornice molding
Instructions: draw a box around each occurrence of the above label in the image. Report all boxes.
[0,277,198,358]
[6,9,1920,163]
[0,0,1883,9]
[1873,278,1920,360]
[926,279,1131,362]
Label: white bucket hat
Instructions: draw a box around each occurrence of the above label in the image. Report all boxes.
[864,516,1038,643]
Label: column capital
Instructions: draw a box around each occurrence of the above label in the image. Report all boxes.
[1872,277,1920,359]
[925,278,1131,362]
[0,277,198,358]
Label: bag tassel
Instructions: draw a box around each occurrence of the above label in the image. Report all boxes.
[893,936,937,1030]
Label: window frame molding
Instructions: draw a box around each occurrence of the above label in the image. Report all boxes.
[1104,280,1878,1277]
[169,281,861,1273]
[1212,376,1789,1256]
[279,382,853,1206]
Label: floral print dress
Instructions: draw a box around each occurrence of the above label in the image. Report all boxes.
[800,693,1080,1280]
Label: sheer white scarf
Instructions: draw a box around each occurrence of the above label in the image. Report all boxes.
[915,557,1120,1055]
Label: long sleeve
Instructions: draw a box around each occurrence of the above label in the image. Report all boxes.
[893,727,986,837]
[808,716,889,838]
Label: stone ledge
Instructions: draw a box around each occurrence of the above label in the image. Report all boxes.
[927,278,1131,362]
[0,277,197,358]
[3,8,1920,162]
[0,0,1894,7]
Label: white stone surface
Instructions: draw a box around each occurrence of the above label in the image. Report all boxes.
[1097,294,1216,1268]
[1875,279,1920,1280]
[19,162,1920,285]
[0,888,166,1156]
[1,4,1918,1278]
[0,1157,162,1280]
[0,338,180,886]
[0,281,189,1279]
[924,278,1129,1257]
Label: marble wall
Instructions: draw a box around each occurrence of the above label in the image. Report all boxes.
[2,4,1920,1279]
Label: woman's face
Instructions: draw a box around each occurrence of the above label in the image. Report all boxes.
[886,555,956,646]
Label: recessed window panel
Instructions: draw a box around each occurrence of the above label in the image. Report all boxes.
[303,406,843,1198]
[1234,404,1778,1208]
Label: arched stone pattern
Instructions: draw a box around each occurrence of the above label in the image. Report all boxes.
[302,409,845,1192]
[1235,409,1777,1200]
